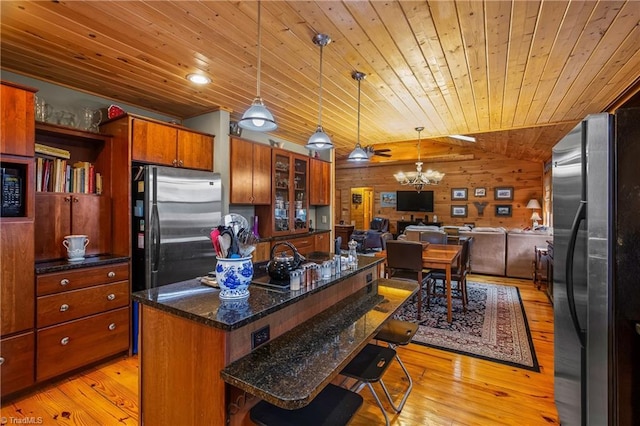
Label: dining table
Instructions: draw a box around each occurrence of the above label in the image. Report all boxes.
[376,243,462,322]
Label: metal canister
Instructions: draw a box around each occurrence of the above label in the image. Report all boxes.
[290,269,302,291]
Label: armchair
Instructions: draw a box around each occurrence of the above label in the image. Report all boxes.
[350,217,391,252]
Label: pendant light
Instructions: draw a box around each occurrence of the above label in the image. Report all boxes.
[305,33,333,150]
[348,71,369,161]
[238,0,277,132]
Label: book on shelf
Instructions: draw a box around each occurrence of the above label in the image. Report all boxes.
[35,143,71,159]
[35,159,100,194]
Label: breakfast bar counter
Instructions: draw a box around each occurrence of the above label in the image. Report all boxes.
[132,254,417,426]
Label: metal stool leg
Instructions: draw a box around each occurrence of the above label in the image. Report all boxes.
[378,343,413,413]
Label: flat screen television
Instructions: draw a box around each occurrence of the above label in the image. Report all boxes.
[396,190,434,212]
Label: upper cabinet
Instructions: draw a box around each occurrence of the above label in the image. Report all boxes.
[1,81,36,157]
[131,117,213,171]
[229,137,271,205]
[256,149,309,236]
[309,158,331,205]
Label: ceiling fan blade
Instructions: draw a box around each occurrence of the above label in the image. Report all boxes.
[375,152,392,157]
[374,148,391,153]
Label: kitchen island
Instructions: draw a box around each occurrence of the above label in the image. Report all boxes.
[132,254,417,425]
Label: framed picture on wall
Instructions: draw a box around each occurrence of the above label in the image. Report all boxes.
[451,188,468,200]
[451,205,468,217]
[495,204,512,217]
[474,187,486,197]
[494,186,514,200]
[380,192,396,207]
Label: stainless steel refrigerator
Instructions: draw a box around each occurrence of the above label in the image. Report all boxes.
[131,165,222,292]
[552,108,639,425]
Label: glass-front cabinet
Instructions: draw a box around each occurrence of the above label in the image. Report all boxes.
[266,149,308,235]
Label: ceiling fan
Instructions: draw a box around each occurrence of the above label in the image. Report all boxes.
[363,145,392,158]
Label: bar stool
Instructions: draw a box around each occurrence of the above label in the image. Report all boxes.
[340,343,397,426]
[375,319,418,412]
[249,383,363,426]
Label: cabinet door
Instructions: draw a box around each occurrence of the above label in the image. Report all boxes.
[71,194,112,256]
[314,232,331,253]
[177,130,213,171]
[230,138,254,204]
[1,83,35,157]
[292,155,308,233]
[35,193,71,261]
[310,159,330,205]
[132,119,177,166]
[0,332,35,397]
[1,221,35,335]
[272,151,291,234]
[251,143,272,204]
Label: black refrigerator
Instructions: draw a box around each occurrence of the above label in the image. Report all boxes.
[552,108,639,425]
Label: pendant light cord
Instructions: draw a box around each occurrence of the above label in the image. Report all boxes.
[357,77,361,146]
[256,0,262,97]
[317,44,324,124]
[417,128,421,162]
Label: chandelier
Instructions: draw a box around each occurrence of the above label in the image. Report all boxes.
[393,127,444,192]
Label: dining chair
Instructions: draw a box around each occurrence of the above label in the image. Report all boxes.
[426,237,471,311]
[385,240,432,320]
[419,230,448,244]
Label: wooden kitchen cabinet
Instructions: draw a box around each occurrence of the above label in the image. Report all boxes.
[0,332,35,396]
[1,221,35,336]
[314,231,331,253]
[309,158,331,205]
[230,137,271,204]
[35,193,110,261]
[1,81,36,157]
[35,262,130,382]
[131,117,214,171]
[255,149,309,237]
[33,124,115,262]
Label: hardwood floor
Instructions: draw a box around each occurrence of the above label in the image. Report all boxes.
[1,275,558,425]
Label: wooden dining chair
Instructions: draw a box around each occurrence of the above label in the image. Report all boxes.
[385,240,432,320]
[426,237,471,311]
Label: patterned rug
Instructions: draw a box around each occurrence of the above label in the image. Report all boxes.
[393,281,539,371]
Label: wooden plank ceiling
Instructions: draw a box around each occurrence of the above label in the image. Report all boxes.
[1,1,638,163]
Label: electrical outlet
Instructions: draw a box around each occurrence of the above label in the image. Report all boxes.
[252,325,270,349]
[322,215,327,223]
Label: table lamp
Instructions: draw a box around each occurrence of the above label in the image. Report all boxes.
[526,199,542,227]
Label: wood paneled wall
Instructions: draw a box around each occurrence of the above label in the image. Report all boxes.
[335,146,544,235]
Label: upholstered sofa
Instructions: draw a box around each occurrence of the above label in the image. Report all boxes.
[459,228,507,276]
[506,230,553,278]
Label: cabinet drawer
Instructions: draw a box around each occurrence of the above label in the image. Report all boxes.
[37,281,129,328]
[37,307,129,381]
[1,332,35,397]
[37,263,129,296]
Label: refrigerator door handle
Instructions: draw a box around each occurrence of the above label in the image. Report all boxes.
[150,203,160,273]
[566,199,587,348]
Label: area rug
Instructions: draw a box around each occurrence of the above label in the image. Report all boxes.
[393,281,540,372]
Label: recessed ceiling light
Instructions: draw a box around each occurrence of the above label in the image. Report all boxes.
[186,73,211,84]
[449,134,476,142]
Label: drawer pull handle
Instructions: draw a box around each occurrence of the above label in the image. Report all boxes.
[60,304,70,312]
[0,356,4,365]
[60,337,70,345]
[60,278,70,286]
[107,294,116,301]
[108,271,116,278]
[108,323,116,331]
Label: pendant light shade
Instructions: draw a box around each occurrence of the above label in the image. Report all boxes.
[305,33,333,150]
[348,71,369,162]
[239,1,277,132]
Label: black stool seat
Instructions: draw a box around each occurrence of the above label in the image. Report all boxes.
[249,383,363,426]
[375,319,418,346]
[341,343,396,382]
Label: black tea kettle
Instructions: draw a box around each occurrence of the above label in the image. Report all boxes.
[267,242,304,282]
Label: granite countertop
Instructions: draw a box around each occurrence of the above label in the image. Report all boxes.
[220,278,418,409]
[35,254,130,274]
[131,255,384,331]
